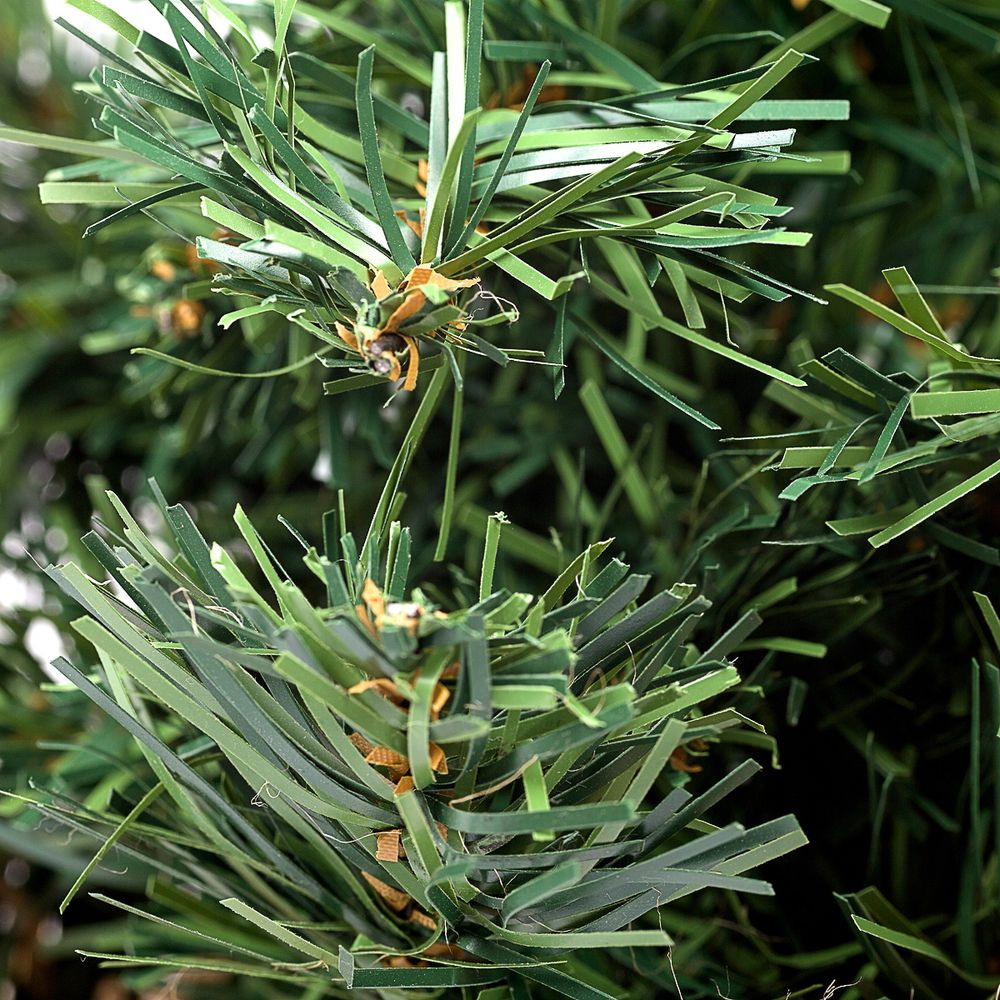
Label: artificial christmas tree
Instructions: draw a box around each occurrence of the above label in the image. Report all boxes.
[2,1,999,998]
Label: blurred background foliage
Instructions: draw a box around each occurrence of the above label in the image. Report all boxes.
[0,0,999,998]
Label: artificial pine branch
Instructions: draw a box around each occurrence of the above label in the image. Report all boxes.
[4,0,849,427]
[34,486,805,998]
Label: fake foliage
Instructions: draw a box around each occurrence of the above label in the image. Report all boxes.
[3,0,1000,999]
[765,267,1000,562]
[1,0,852,428]
[27,488,804,998]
